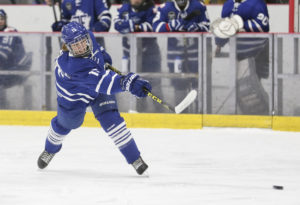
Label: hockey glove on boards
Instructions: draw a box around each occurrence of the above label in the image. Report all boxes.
[122,72,152,98]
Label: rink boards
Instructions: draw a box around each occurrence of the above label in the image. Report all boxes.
[0,110,300,132]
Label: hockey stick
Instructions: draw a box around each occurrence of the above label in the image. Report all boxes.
[52,0,58,22]
[106,64,197,114]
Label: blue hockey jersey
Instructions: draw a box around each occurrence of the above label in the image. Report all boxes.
[114,1,160,73]
[55,31,122,109]
[61,0,111,31]
[0,26,32,88]
[0,27,25,69]
[152,0,210,32]
[222,0,269,32]
[215,1,270,79]
[114,2,155,33]
[152,0,209,74]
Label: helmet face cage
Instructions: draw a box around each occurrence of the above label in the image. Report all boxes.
[66,33,93,57]
[175,0,188,8]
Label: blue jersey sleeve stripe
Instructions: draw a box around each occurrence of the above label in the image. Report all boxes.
[56,81,94,100]
[251,19,264,32]
[141,22,153,32]
[107,73,118,95]
[0,46,13,53]
[198,22,210,32]
[155,22,165,32]
[0,51,8,59]
[97,10,111,20]
[100,16,111,21]
[247,20,254,32]
[56,90,90,104]
[95,70,110,93]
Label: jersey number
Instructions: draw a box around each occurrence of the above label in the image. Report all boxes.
[257,13,269,26]
[1,36,13,45]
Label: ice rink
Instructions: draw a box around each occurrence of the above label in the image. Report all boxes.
[0,125,300,205]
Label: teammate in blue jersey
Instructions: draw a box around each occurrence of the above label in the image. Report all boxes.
[212,0,270,115]
[114,0,155,34]
[222,0,269,33]
[51,0,111,32]
[114,0,162,112]
[152,0,210,73]
[0,9,32,107]
[37,22,151,175]
[213,0,269,61]
[152,0,210,113]
[152,0,210,33]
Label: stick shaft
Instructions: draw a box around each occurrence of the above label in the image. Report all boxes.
[52,0,58,22]
[106,64,176,113]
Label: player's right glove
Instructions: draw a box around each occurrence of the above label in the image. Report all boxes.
[121,72,152,98]
[52,21,67,32]
[167,19,184,32]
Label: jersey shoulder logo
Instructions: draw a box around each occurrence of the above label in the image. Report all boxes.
[71,9,91,30]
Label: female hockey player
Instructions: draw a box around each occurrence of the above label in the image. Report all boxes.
[37,21,151,175]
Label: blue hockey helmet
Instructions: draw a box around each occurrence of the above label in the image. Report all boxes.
[61,21,93,57]
[0,9,6,18]
[0,9,7,31]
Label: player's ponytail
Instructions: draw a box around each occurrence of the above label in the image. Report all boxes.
[62,43,68,52]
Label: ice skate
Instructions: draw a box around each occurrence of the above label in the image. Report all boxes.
[37,150,55,169]
[132,157,148,175]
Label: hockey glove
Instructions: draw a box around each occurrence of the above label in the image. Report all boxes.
[122,72,152,98]
[210,15,243,39]
[167,19,184,32]
[52,21,67,32]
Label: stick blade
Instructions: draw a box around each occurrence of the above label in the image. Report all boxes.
[174,90,198,114]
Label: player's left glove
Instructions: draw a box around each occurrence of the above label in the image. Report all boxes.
[122,72,152,98]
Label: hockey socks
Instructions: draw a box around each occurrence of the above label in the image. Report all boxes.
[45,117,70,154]
[97,110,141,164]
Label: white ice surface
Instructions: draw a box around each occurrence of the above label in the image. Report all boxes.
[0,126,300,205]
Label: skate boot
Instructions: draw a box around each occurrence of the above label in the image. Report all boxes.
[132,157,148,175]
[37,150,55,169]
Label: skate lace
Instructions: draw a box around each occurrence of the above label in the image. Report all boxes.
[41,151,54,163]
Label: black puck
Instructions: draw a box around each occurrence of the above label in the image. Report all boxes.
[273,185,284,190]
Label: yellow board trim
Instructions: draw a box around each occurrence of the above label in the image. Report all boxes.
[203,114,272,128]
[1,110,300,131]
[0,110,202,129]
[272,116,300,132]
